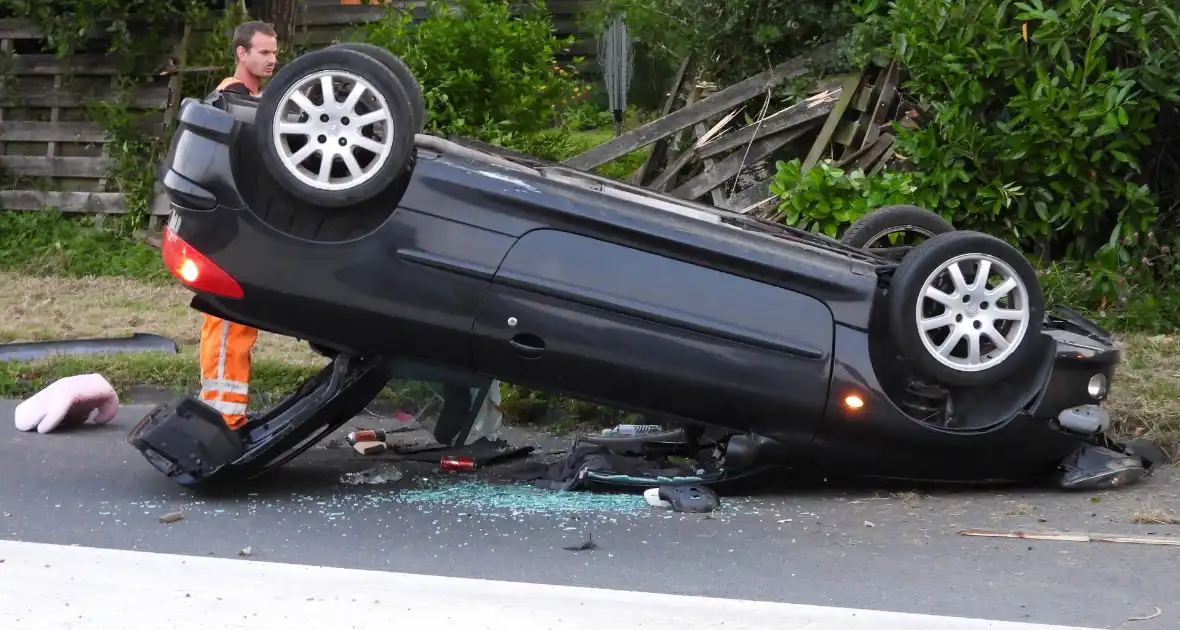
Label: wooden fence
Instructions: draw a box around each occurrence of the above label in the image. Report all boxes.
[0,0,598,217]
[0,17,175,215]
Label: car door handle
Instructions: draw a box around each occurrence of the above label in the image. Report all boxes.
[509,334,545,359]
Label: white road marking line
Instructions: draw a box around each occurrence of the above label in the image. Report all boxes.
[0,539,1100,630]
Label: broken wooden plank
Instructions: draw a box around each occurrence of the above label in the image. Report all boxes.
[801,73,864,174]
[848,133,895,171]
[867,136,897,175]
[726,179,775,212]
[650,84,706,190]
[650,106,740,192]
[696,90,841,161]
[859,60,901,149]
[565,43,838,171]
[837,131,894,171]
[668,123,817,201]
[959,529,1180,547]
[631,55,693,186]
[838,65,890,159]
[695,107,742,205]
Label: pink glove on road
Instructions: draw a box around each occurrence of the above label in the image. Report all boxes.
[13,373,120,434]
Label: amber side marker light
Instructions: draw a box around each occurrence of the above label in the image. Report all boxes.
[844,394,865,410]
[161,227,244,299]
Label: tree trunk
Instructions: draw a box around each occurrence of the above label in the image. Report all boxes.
[249,0,298,44]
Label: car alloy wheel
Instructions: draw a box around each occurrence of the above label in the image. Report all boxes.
[271,69,396,192]
[255,47,416,208]
[914,252,1032,372]
[886,230,1045,388]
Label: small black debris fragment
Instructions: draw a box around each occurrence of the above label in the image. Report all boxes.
[562,534,596,552]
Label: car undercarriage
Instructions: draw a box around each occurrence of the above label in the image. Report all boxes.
[127,43,1164,494]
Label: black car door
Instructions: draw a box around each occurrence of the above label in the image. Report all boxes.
[470,229,835,440]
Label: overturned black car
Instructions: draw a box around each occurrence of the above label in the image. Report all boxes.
[129,44,1162,492]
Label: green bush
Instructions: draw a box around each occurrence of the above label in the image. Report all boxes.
[583,0,859,86]
[852,0,1180,267]
[768,158,941,238]
[353,0,585,138]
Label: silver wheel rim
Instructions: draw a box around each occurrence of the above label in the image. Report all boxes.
[915,252,1030,372]
[271,69,395,191]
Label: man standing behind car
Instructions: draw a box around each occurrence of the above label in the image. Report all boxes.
[198,20,278,428]
[212,20,277,98]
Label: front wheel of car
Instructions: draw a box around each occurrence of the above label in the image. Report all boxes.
[255,47,416,208]
[886,230,1045,388]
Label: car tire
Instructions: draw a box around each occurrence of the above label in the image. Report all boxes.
[842,204,955,258]
[328,42,426,134]
[255,47,416,208]
[887,230,1045,388]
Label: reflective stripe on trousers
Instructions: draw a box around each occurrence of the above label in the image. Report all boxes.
[199,314,258,429]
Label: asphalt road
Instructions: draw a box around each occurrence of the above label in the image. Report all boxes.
[1,400,1177,629]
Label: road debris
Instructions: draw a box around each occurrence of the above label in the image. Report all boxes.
[353,441,387,456]
[395,479,648,515]
[864,521,876,527]
[1129,505,1180,526]
[341,465,404,486]
[644,488,671,509]
[440,456,476,471]
[347,429,387,446]
[959,529,1180,546]
[158,511,184,524]
[1127,607,1162,622]
[238,546,252,557]
[562,533,597,552]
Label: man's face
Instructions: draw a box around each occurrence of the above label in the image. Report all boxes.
[237,32,278,79]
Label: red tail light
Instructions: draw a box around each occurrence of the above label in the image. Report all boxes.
[161,227,244,299]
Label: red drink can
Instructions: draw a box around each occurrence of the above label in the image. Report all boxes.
[440,456,475,470]
[346,429,386,445]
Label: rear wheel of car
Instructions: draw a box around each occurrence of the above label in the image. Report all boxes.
[842,204,955,260]
[255,47,416,208]
[328,42,426,134]
[887,231,1045,387]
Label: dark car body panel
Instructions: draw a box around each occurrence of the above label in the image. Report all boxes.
[471,228,835,440]
[156,98,1127,483]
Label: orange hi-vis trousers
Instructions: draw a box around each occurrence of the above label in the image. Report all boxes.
[199,315,258,429]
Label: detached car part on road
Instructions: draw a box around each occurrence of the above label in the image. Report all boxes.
[129,45,1159,491]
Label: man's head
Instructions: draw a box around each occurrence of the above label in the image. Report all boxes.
[233,20,279,80]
